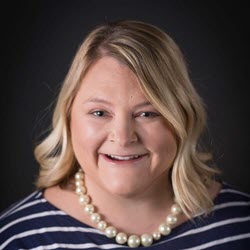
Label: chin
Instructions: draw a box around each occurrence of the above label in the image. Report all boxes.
[101,177,144,198]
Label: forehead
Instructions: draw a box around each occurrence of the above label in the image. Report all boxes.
[83,56,137,84]
[76,56,147,101]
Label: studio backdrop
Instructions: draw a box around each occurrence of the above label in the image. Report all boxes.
[1,0,250,212]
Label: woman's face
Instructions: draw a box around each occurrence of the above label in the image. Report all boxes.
[70,56,177,198]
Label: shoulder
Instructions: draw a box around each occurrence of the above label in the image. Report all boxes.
[0,190,49,224]
[169,182,250,250]
[193,182,250,249]
[210,182,250,227]
[0,190,67,249]
[209,181,250,224]
[0,189,121,250]
[214,182,250,213]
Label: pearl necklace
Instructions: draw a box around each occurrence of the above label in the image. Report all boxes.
[75,169,182,248]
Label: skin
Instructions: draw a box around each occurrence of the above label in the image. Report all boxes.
[44,56,221,235]
[70,56,177,199]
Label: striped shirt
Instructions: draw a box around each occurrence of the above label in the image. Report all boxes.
[0,182,250,249]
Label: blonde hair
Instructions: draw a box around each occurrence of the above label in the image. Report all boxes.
[34,20,219,217]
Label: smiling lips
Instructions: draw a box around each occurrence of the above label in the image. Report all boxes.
[103,154,147,163]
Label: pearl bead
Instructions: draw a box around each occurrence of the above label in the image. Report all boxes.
[90,213,101,223]
[152,231,161,240]
[105,226,117,238]
[128,235,140,248]
[75,172,84,180]
[75,180,84,187]
[166,214,177,225]
[97,220,107,231]
[74,169,182,248]
[116,232,127,244]
[141,234,153,247]
[171,204,182,215]
[84,204,94,214]
[75,186,86,195]
[79,194,90,204]
[159,223,171,235]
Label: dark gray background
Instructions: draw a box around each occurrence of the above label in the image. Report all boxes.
[1,0,250,212]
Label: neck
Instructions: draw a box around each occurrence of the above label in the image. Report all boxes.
[83,172,174,234]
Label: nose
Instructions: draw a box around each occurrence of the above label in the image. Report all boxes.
[108,115,138,146]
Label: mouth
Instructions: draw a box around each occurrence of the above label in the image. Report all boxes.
[101,153,147,163]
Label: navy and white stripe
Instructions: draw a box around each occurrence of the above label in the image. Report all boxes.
[1,182,250,249]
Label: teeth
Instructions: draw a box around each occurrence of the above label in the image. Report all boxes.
[108,155,140,160]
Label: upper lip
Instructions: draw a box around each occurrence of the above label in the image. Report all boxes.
[101,153,147,157]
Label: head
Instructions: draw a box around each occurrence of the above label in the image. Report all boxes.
[35,20,218,217]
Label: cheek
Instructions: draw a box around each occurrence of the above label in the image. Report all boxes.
[152,130,177,175]
[71,115,101,143]
[143,124,177,161]
[70,116,104,165]
[158,131,177,157]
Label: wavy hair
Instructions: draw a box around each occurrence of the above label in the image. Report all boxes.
[34,20,219,217]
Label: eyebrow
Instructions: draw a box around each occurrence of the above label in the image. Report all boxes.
[83,98,153,108]
[83,98,112,105]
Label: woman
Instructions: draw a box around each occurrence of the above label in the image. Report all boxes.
[1,20,249,249]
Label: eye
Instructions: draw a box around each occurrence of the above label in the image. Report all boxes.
[138,112,159,118]
[92,110,106,117]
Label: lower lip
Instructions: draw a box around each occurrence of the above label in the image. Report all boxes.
[100,154,148,165]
